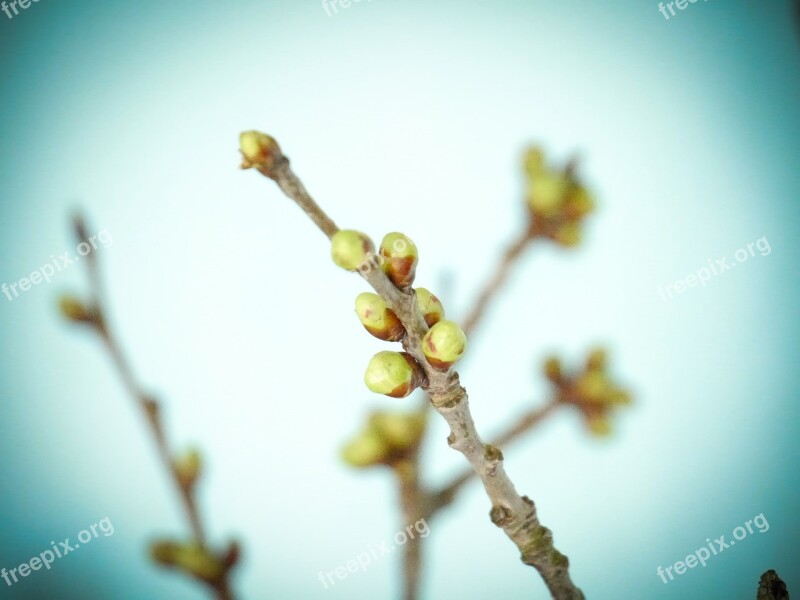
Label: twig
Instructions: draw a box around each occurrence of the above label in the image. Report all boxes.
[249,149,585,600]
[67,216,237,600]
[396,459,424,600]
[462,221,537,337]
[426,399,561,516]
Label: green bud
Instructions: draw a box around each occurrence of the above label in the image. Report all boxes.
[576,371,608,404]
[341,430,389,468]
[239,130,281,171]
[331,230,375,271]
[564,186,594,220]
[379,232,418,288]
[364,351,422,398]
[543,356,562,381]
[587,415,612,437]
[415,288,445,327]
[422,320,467,369]
[58,295,97,325]
[368,411,426,450]
[150,541,225,584]
[523,147,546,176]
[173,448,202,490]
[354,292,405,341]
[527,172,568,217]
[586,348,607,371]
[553,222,582,247]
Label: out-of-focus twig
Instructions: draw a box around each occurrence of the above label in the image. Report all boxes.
[61,215,238,600]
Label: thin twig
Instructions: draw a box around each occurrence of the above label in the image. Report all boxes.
[396,460,424,600]
[251,152,585,600]
[69,216,236,600]
[462,221,537,337]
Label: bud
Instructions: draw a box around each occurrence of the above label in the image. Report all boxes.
[415,288,445,327]
[553,222,581,247]
[523,147,546,176]
[150,541,225,584]
[368,411,426,450]
[58,295,97,325]
[527,172,568,217]
[422,320,467,369]
[564,186,594,219]
[586,348,607,371]
[543,356,562,382]
[173,448,202,490]
[379,232,418,288]
[364,351,422,398]
[354,292,405,341]
[239,130,282,171]
[341,430,389,468]
[331,230,375,271]
[576,371,608,405]
[587,415,612,437]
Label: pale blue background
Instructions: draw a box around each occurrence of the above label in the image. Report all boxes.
[0,0,798,598]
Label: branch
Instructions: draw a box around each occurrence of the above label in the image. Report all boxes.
[426,398,562,516]
[62,215,238,600]
[462,221,536,337]
[243,136,584,600]
[396,459,424,600]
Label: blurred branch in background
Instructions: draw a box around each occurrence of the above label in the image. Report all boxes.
[59,215,240,600]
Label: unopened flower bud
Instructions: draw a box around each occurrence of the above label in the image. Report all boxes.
[173,448,202,490]
[368,411,426,450]
[150,541,225,584]
[553,222,582,247]
[341,430,389,468]
[364,351,422,398]
[239,130,282,171]
[543,356,562,381]
[523,147,546,176]
[415,288,445,327]
[422,320,467,369]
[58,295,97,325]
[564,186,594,219]
[379,232,418,288]
[576,371,608,404]
[354,292,405,341]
[331,230,374,271]
[587,415,612,437]
[527,172,568,217]
[586,348,607,371]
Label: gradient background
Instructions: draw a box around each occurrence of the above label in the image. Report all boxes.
[1,0,798,598]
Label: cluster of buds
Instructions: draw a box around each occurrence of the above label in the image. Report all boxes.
[330,230,468,398]
[523,147,595,247]
[544,348,631,436]
[341,410,427,468]
[150,539,239,587]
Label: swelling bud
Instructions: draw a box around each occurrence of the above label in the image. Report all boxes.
[239,130,282,171]
[355,292,405,341]
[331,230,374,271]
[415,288,445,327]
[422,320,467,369]
[379,232,418,288]
[364,351,422,398]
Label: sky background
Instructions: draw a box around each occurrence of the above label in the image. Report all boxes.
[0,0,798,599]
